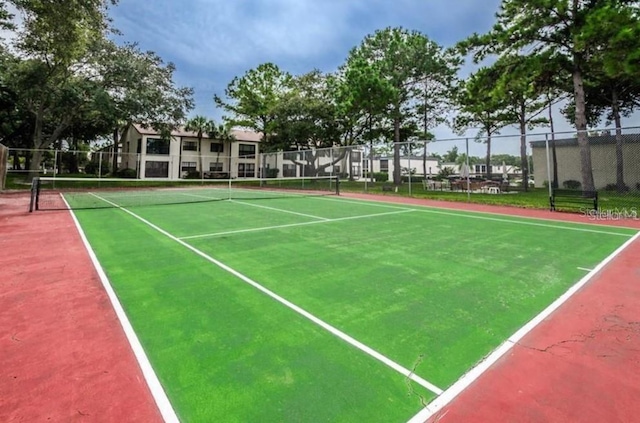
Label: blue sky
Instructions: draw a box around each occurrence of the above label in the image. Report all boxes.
[109,0,501,119]
[108,0,635,157]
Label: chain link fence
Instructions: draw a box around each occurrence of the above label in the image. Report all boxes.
[4,127,639,213]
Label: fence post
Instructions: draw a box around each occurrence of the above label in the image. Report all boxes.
[545,133,553,201]
[408,143,412,196]
[466,138,470,201]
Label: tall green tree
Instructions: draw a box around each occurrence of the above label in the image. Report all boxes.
[6,0,115,177]
[269,70,344,176]
[332,56,395,181]
[454,66,513,179]
[214,63,292,144]
[414,48,460,177]
[583,3,640,192]
[348,27,455,185]
[490,54,548,190]
[459,0,639,191]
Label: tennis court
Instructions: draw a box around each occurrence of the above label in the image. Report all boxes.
[39,178,638,422]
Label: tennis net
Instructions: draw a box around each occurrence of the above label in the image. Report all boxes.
[30,176,340,211]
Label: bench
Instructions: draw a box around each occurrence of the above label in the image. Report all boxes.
[550,189,598,212]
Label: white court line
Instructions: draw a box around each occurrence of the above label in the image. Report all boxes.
[63,194,179,423]
[416,208,633,237]
[179,209,415,240]
[88,193,443,395]
[230,199,330,221]
[317,196,639,236]
[578,267,594,272]
[407,230,640,423]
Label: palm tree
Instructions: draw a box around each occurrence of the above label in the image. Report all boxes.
[185,116,215,177]
[215,123,236,178]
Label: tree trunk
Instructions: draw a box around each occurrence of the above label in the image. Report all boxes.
[393,115,401,186]
[485,129,492,180]
[12,150,20,170]
[572,66,595,192]
[611,90,625,192]
[27,105,45,181]
[519,105,529,192]
[422,142,427,178]
[548,99,559,189]
[112,127,119,175]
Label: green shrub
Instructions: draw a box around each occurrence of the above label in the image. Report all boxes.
[84,161,110,176]
[562,179,581,190]
[184,170,201,179]
[604,183,629,192]
[265,168,279,178]
[116,168,137,178]
[373,172,389,182]
[401,175,423,183]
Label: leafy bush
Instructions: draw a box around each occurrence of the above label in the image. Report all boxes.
[265,168,279,178]
[562,179,581,190]
[401,175,424,183]
[437,166,456,180]
[184,170,201,179]
[373,172,389,182]
[116,168,137,178]
[604,183,629,192]
[84,161,110,176]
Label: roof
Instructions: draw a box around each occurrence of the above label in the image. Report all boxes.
[131,123,262,142]
[530,134,640,148]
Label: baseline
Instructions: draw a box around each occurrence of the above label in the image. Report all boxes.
[87,193,443,395]
[407,230,640,423]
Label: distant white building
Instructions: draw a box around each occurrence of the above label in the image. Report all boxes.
[119,123,262,179]
[366,155,441,181]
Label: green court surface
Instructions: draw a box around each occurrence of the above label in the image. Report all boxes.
[69,191,637,422]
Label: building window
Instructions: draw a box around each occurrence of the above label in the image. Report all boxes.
[238,143,256,159]
[181,161,196,172]
[474,164,492,174]
[210,143,224,153]
[380,159,389,172]
[209,162,223,172]
[363,159,369,172]
[146,138,170,155]
[283,164,296,177]
[238,163,255,178]
[183,141,197,151]
[145,161,169,178]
